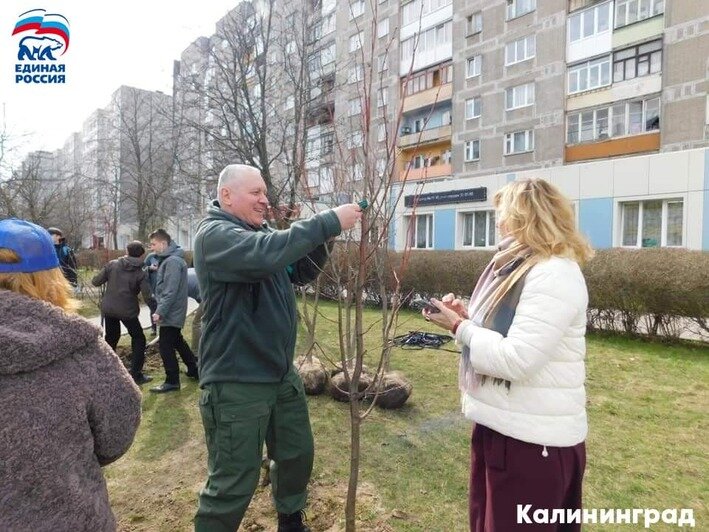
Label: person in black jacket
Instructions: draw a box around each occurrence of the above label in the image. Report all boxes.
[92,241,155,385]
[47,227,78,287]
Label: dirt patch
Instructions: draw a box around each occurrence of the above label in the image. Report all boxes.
[115,344,163,373]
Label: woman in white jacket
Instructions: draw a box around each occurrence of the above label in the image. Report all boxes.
[424,178,594,532]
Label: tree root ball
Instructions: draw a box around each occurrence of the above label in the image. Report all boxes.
[295,355,329,395]
[367,371,413,409]
[328,371,374,402]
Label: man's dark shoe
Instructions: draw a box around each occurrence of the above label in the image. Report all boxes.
[150,382,180,393]
[278,510,310,532]
[185,370,199,381]
[133,374,153,386]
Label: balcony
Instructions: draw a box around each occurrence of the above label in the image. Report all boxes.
[399,125,452,149]
[402,83,452,113]
[399,163,451,182]
[565,131,660,162]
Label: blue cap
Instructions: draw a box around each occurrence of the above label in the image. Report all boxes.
[0,218,60,273]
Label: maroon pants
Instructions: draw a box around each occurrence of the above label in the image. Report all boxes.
[469,424,586,532]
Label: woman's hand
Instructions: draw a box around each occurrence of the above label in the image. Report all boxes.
[441,293,468,319]
[422,298,464,332]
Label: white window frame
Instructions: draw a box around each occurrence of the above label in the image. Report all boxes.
[377,123,386,142]
[348,64,364,84]
[460,210,496,248]
[566,96,660,144]
[377,17,390,38]
[505,82,535,110]
[504,129,534,155]
[284,95,295,110]
[347,131,363,148]
[506,0,536,20]
[568,55,612,95]
[377,54,388,72]
[466,55,482,78]
[377,88,388,108]
[349,0,365,20]
[349,32,363,52]
[505,35,535,66]
[615,0,664,29]
[465,97,481,120]
[464,139,480,162]
[467,12,482,35]
[406,213,434,250]
[348,97,362,117]
[619,197,683,248]
[568,1,612,44]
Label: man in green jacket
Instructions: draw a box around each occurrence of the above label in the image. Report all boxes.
[193,164,361,532]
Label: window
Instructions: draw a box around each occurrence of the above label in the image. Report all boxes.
[568,56,611,94]
[569,2,611,43]
[621,199,682,247]
[377,54,388,72]
[506,0,536,20]
[465,97,481,119]
[566,96,660,143]
[377,123,386,142]
[462,211,496,247]
[613,40,662,82]
[350,163,364,181]
[284,95,295,110]
[348,97,362,116]
[505,83,535,110]
[347,131,363,148]
[402,0,453,27]
[464,140,480,161]
[349,32,363,52]
[377,18,389,38]
[349,0,365,20]
[377,88,388,108]
[615,0,664,29]
[504,130,534,154]
[307,170,319,188]
[321,13,336,35]
[253,84,262,98]
[286,41,296,54]
[321,132,334,155]
[320,167,334,193]
[348,65,364,84]
[505,35,535,65]
[403,62,452,96]
[467,12,482,35]
[400,20,452,62]
[441,110,451,125]
[406,214,434,249]
[466,55,482,78]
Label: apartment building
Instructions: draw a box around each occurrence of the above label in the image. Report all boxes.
[392,0,709,251]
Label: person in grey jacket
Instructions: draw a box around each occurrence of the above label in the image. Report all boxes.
[0,218,141,531]
[148,228,198,393]
[92,241,155,385]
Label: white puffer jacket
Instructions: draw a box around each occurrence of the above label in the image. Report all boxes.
[457,256,588,447]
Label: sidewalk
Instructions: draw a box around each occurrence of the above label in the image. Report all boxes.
[87,299,200,333]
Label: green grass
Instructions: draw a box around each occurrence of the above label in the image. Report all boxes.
[106,301,708,531]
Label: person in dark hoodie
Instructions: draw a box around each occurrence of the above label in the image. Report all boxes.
[92,240,155,385]
[47,226,78,287]
[0,218,141,531]
[192,164,362,532]
[148,228,199,393]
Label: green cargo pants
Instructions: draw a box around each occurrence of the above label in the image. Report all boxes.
[194,368,314,532]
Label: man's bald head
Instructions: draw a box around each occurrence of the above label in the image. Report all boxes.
[217,164,270,226]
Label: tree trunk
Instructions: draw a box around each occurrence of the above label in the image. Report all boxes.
[345,399,361,532]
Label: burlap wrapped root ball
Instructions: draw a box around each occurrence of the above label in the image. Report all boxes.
[329,363,374,402]
[367,371,413,409]
[295,355,329,395]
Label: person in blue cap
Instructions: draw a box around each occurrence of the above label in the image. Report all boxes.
[0,218,142,531]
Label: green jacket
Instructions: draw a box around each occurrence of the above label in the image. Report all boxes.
[193,201,341,385]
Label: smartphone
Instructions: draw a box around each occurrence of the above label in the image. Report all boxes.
[423,300,440,314]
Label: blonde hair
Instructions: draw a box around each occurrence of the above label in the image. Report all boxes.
[494,178,595,265]
[0,248,80,313]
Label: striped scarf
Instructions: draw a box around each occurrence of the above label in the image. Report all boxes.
[459,236,537,393]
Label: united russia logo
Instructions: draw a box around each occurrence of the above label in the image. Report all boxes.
[12,8,70,84]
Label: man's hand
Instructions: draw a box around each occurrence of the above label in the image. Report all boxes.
[333,203,363,231]
[152,313,161,324]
